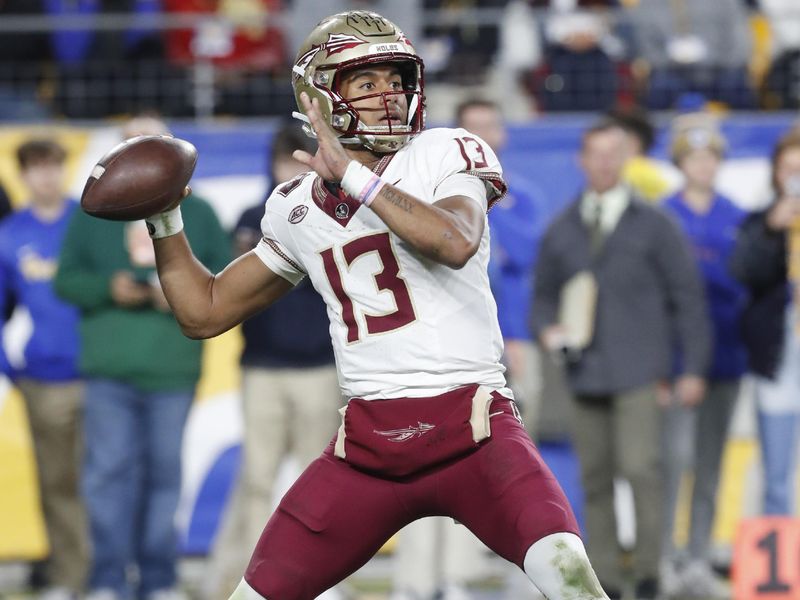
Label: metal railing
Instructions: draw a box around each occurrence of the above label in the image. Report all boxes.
[0,5,797,121]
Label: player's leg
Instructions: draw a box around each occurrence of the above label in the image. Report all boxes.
[233,452,413,600]
[440,404,608,599]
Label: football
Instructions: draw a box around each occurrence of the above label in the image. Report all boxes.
[81,135,198,221]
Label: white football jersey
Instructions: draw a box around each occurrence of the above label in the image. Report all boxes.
[254,127,508,399]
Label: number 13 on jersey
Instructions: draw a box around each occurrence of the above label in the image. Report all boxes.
[733,517,800,600]
[320,232,417,344]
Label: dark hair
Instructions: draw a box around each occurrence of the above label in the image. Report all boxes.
[16,138,66,171]
[454,98,500,128]
[605,107,655,153]
[770,131,800,196]
[581,118,626,150]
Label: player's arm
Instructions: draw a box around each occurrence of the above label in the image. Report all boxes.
[294,93,484,269]
[152,230,293,339]
[372,190,484,269]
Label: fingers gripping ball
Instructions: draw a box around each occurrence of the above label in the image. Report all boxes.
[81,135,197,221]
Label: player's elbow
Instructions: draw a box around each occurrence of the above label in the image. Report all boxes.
[442,253,470,270]
[179,322,213,340]
[442,237,480,269]
[177,317,224,340]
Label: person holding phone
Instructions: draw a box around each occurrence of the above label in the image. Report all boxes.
[731,131,800,516]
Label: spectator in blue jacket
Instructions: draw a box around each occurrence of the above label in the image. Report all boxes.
[205,122,342,600]
[0,138,87,600]
[659,120,748,599]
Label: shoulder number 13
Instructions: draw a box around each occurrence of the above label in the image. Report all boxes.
[320,232,417,343]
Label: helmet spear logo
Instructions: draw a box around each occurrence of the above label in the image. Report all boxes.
[323,33,366,57]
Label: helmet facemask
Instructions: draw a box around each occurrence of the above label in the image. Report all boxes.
[292,11,426,154]
[329,58,425,153]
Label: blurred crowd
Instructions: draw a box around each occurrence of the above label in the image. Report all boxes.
[2,0,800,119]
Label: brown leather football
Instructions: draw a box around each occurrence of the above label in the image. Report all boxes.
[81,135,197,221]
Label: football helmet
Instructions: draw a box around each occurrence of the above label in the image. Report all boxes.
[292,11,425,153]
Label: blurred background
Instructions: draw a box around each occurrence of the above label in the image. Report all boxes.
[0,1,798,599]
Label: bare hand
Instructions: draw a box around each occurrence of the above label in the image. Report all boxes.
[110,271,151,308]
[165,185,192,213]
[292,92,351,182]
[766,196,800,231]
[540,325,568,353]
[675,374,706,407]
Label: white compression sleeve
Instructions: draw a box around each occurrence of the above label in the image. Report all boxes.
[523,532,609,600]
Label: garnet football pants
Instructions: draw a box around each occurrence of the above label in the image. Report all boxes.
[244,402,579,600]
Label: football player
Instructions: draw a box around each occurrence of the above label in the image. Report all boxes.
[149,11,609,600]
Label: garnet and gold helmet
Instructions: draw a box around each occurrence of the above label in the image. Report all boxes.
[291,11,425,153]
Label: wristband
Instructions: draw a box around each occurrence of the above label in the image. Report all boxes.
[145,206,184,239]
[340,160,386,207]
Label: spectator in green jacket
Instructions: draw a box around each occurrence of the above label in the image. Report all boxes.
[54,116,230,600]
